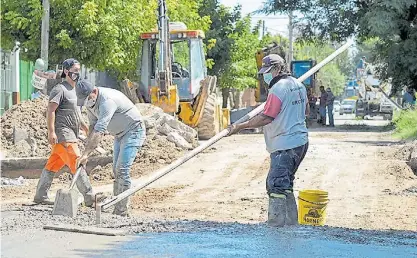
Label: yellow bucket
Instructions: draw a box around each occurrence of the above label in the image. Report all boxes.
[298,190,329,226]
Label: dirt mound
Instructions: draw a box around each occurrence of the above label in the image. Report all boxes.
[394,140,417,174]
[1,95,50,157]
[394,140,416,160]
[1,95,198,183]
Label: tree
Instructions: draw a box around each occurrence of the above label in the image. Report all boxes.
[219,16,260,108]
[1,0,210,79]
[198,0,241,76]
[199,1,262,108]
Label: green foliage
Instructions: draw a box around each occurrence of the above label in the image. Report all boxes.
[1,0,210,79]
[219,16,259,90]
[198,1,261,90]
[198,0,242,76]
[257,0,360,41]
[393,109,417,140]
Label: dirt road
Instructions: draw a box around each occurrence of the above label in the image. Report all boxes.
[2,116,417,257]
[3,116,416,231]
[124,128,417,231]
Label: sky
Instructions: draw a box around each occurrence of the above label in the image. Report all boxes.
[219,0,290,37]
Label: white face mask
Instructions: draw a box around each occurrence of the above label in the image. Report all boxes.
[263,73,273,85]
[85,97,96,108]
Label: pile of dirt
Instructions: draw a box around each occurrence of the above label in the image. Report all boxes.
[394,140,417,174]
[394,140,416,160]
[1,95,50,157]
[1,94,199,180]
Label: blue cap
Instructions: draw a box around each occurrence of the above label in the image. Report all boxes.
[75,79,94,106]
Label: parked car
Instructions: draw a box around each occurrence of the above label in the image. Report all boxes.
[333,100,341,112]
[339,99,356,115]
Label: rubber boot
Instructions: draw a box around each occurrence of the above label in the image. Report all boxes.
[267,193,287,227]
[75,168,95,207]
[285,191,298,226]
[113,183,130,217]
[33,169,55,205]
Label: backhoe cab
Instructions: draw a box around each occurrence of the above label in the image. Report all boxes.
[138,22,229,139]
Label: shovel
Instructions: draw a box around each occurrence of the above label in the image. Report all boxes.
[52,165,84,217]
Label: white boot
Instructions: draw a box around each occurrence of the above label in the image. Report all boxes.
[75,167,95,207]
[285,192,298,225]
[33,169,55,205]
[267,193,287,227]
[113,183,130,217]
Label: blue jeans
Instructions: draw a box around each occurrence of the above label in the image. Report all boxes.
[319,106,326,124]
[327,104,334,126]
[113,124,146,212]
[266,143,309,195]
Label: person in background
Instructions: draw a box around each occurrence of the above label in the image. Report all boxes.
[403,87,416,108]
[307,88,317,127]
[319,86,328,125]
[326,88,335,127]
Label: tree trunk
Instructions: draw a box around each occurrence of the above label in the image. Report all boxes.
[232,89,242,109]
[221,87,230,108]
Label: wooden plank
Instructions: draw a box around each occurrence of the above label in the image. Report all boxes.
[43,224,127,236]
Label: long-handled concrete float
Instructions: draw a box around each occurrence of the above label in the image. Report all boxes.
[44,40,354,235]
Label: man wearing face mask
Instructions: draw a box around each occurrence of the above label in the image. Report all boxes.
[33,58,95,207]
[75,80,146,217]
[228,54,309,227]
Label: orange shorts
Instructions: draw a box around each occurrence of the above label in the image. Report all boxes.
[45,143,80,174]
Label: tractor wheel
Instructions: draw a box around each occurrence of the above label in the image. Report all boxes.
[197,93,221,140]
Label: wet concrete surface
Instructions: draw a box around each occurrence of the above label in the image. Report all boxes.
[82,223,417,258]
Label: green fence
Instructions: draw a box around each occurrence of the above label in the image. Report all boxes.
[0,59,35,115]
[20,60,35,101]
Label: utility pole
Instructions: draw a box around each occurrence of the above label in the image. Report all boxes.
[41,0,50,69]
[288,12,294,63]
[262,20,266,38]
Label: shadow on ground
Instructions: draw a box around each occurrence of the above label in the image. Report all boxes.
[309,124,395,133]
[237,125,395,135]
[74,220,417,258]
[342,140,404,146]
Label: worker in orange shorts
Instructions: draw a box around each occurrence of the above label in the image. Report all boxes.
[33,58,95,206]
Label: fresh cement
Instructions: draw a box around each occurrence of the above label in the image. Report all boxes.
[90,224,417,257]
[2,204,416,257]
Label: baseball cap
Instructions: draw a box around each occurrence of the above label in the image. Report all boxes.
[60,58,80,78]
[75,79,94,106]
[258,54,286,74]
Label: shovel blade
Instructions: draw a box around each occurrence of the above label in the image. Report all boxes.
[52,189,79,217]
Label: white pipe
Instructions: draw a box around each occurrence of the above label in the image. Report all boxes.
[98,39,355,213]
[12,42,20,93]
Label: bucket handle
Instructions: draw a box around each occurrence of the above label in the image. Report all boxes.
[298,197,329,206]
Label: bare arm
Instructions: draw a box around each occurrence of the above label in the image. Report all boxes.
[83,130,102,157]
[77,100,117,167]
[229,115,273,135]
[46,102,59,145]
[77,107,89,135]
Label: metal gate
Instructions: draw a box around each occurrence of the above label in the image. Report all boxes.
[1,50,13,115]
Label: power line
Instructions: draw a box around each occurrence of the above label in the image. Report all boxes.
[251,16,289,20]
